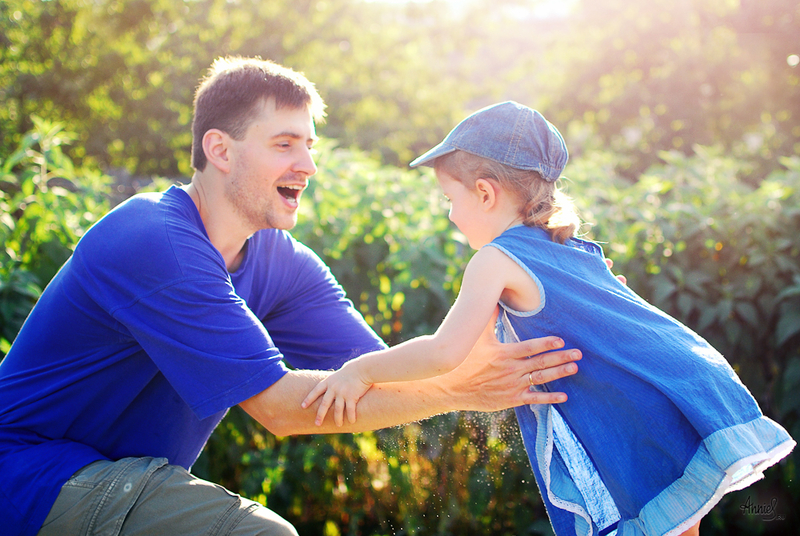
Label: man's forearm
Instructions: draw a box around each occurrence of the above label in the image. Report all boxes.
[241,333,581,436]
[241,369,456,436]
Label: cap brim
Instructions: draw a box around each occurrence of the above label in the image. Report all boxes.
[409,142,457,168]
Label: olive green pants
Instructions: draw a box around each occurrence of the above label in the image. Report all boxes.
[38,457,297,536]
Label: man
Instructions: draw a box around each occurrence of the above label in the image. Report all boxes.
[0,57,581,535]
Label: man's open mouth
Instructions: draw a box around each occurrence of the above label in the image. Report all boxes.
[278,185,303,202]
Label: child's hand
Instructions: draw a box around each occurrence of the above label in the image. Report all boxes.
[301,366,373,426]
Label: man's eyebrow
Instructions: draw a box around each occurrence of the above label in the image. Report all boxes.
[273,131,319,143]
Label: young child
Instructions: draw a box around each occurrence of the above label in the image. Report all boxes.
[301,101,795,536]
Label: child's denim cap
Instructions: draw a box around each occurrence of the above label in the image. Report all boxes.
[409,101,568,182]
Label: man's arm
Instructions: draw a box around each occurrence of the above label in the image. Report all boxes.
[240,310,580,436]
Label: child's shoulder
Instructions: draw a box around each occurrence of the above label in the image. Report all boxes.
[471,243,512,266]
[468,244,527,279]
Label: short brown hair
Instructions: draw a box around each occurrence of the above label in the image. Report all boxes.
[434,151,580,244]
[191,56,326,171]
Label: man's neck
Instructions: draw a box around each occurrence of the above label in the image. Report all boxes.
[183,179,250,272]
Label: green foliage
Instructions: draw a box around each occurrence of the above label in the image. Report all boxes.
[196,407,551,536]
[0,117,111,356]
[0,0,489,173]
[544,0,800,180]
[0,0,209,175]
[4,0,796,178]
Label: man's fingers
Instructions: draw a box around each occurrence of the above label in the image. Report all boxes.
[520,388,569,405]
[445,330,584,413]
[527,349,581,375]
[604,257,627,285]
[522,356,580,404]
[506,336,567,363]
[525,360,578,385]
[504,336,579,372]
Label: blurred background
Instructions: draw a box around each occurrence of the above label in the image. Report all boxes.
[1,0,799,534]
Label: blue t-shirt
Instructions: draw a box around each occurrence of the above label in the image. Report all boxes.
[0,186,386,536]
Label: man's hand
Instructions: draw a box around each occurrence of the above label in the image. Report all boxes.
[606,258,627,285]
[433,306,581,412]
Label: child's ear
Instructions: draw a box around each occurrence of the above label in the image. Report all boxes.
[475,178,498,211]
[202,129,232,173]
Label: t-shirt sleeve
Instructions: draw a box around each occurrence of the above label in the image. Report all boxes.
[255,236,387,371]
[111,276,288,420]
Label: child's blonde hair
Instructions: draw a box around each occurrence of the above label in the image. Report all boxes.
[435,151,580,244]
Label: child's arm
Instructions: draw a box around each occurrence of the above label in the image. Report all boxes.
[302,246,540,426]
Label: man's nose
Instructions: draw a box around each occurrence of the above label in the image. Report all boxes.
[295,146,317,177]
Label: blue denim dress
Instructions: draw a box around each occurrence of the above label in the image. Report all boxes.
[490,226,795,536]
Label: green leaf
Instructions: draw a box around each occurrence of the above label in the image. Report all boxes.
[651,277,676,304]
[697,305,719,332]
[734,302,759,329]
[776,308,800,347]
[776,284,800,303]
[677,293,694,318]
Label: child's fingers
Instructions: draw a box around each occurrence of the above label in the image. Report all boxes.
[314,391,335,426]
[346,399,357,424]
[333,397,345,427]
[301,382,327,409]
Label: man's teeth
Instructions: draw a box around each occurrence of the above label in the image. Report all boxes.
[279,185,303,205]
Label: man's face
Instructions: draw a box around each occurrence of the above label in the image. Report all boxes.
[225,99,318,231]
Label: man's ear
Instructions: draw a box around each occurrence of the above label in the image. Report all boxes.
[475,178,498,211]
[202,129,232,173]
